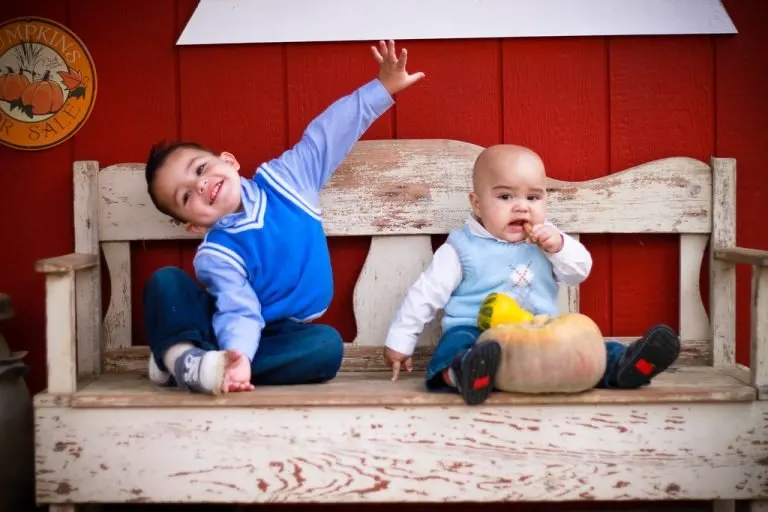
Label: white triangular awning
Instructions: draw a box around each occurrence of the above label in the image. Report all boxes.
[177,0,736,46]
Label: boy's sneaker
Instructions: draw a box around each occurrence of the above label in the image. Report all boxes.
[173,348,228,395]
[450,340,501,405]
[613,324,680,388]
[148,355,173,386]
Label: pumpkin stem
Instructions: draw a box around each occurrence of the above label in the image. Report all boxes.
[42,69,51,81]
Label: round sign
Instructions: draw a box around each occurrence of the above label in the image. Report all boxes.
[0,17,97,151]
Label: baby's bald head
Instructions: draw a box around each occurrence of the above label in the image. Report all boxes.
[472,144,546,192]
[468,144,549,243]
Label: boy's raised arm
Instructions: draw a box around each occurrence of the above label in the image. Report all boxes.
[261,41,424,204]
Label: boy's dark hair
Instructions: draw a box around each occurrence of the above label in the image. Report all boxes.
[145,140,216,222]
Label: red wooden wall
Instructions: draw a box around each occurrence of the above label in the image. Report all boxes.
[1,1,766,403]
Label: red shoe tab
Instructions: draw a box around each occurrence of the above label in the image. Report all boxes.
[635,359,654,375]
[473,376,490,390]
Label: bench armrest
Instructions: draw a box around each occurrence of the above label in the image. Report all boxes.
[36,253,98,274]
[713,247,768,267]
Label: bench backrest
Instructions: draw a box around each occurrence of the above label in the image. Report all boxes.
[73,140,734,375]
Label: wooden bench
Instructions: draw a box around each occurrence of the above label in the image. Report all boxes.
[34,140,768,510]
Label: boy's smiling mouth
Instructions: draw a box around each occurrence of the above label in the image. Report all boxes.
[210,181,223,205]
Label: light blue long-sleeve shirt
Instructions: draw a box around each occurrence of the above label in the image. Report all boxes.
[193,78,394,361]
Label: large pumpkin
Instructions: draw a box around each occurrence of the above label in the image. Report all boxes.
[476,313,606,394]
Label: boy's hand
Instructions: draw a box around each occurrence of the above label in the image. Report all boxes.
[372,40,425,96]
[527,223,564,253]
[221,350,255,393]
[384,346,413,381]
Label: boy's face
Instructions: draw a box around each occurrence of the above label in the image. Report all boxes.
[469,148,547,243]
[153,147,243,229]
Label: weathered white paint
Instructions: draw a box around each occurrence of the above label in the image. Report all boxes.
[35,403,768,504]
[35,146,768,509]
[680,234,711,344]
[352,235,440,347]
[73,161,101,377]
[102,242,131,350]
[711,157,736,366]
[176,0,737,46]
[97,142,713,241]
[752,266,768,397]
[45,272,76,394]
[557,233,581,315]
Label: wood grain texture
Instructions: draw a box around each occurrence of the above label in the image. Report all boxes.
[502,37,611,334]
[609,36,714,338]
[715,248,768,268]
[751,267,768,396]
[102,337,712,376]
[95,150,712,241]
[711,158,737,366]
[35,254,98,274]
[45,272,76,394]
[680,235,711,343]
[34,402,768,503]
[352,235,440,347]
[716,0,768,369]
[102,243,131,350]
[73,161,102,377]
[53,366,756,408]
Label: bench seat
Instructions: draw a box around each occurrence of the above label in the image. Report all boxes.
[36,365,756,408]
[33,149,768,508]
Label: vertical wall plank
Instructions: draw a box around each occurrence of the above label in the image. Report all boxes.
[285,41,395,341]
[69,0,182,347]
[395,40,501,148]
[0,2,72,394]
[716,0,768,366]
[609,36,714,337]
[502,38,610,333]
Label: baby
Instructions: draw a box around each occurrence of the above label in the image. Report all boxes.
[384,144,680,405]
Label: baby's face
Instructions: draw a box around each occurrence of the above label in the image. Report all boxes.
[470,151,547,243]
[153,147,243,228]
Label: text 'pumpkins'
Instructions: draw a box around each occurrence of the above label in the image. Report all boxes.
[477,313,606,394]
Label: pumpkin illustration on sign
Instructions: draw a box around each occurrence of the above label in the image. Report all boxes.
[0,40,88,120]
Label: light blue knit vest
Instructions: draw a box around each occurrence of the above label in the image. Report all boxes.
[442,224,559,332]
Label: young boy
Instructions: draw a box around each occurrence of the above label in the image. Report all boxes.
[384,144,681,405]
[142,40,425,394]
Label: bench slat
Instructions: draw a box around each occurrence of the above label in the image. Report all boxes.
[97,141,712,241]
[34,402,768,504]
[102,337,712,376]
[34,366,755,409]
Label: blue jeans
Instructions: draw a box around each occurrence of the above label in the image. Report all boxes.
[425,325,626,391]
[142,266,344,385]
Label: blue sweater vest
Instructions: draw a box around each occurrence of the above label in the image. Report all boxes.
[202,173,332,323]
